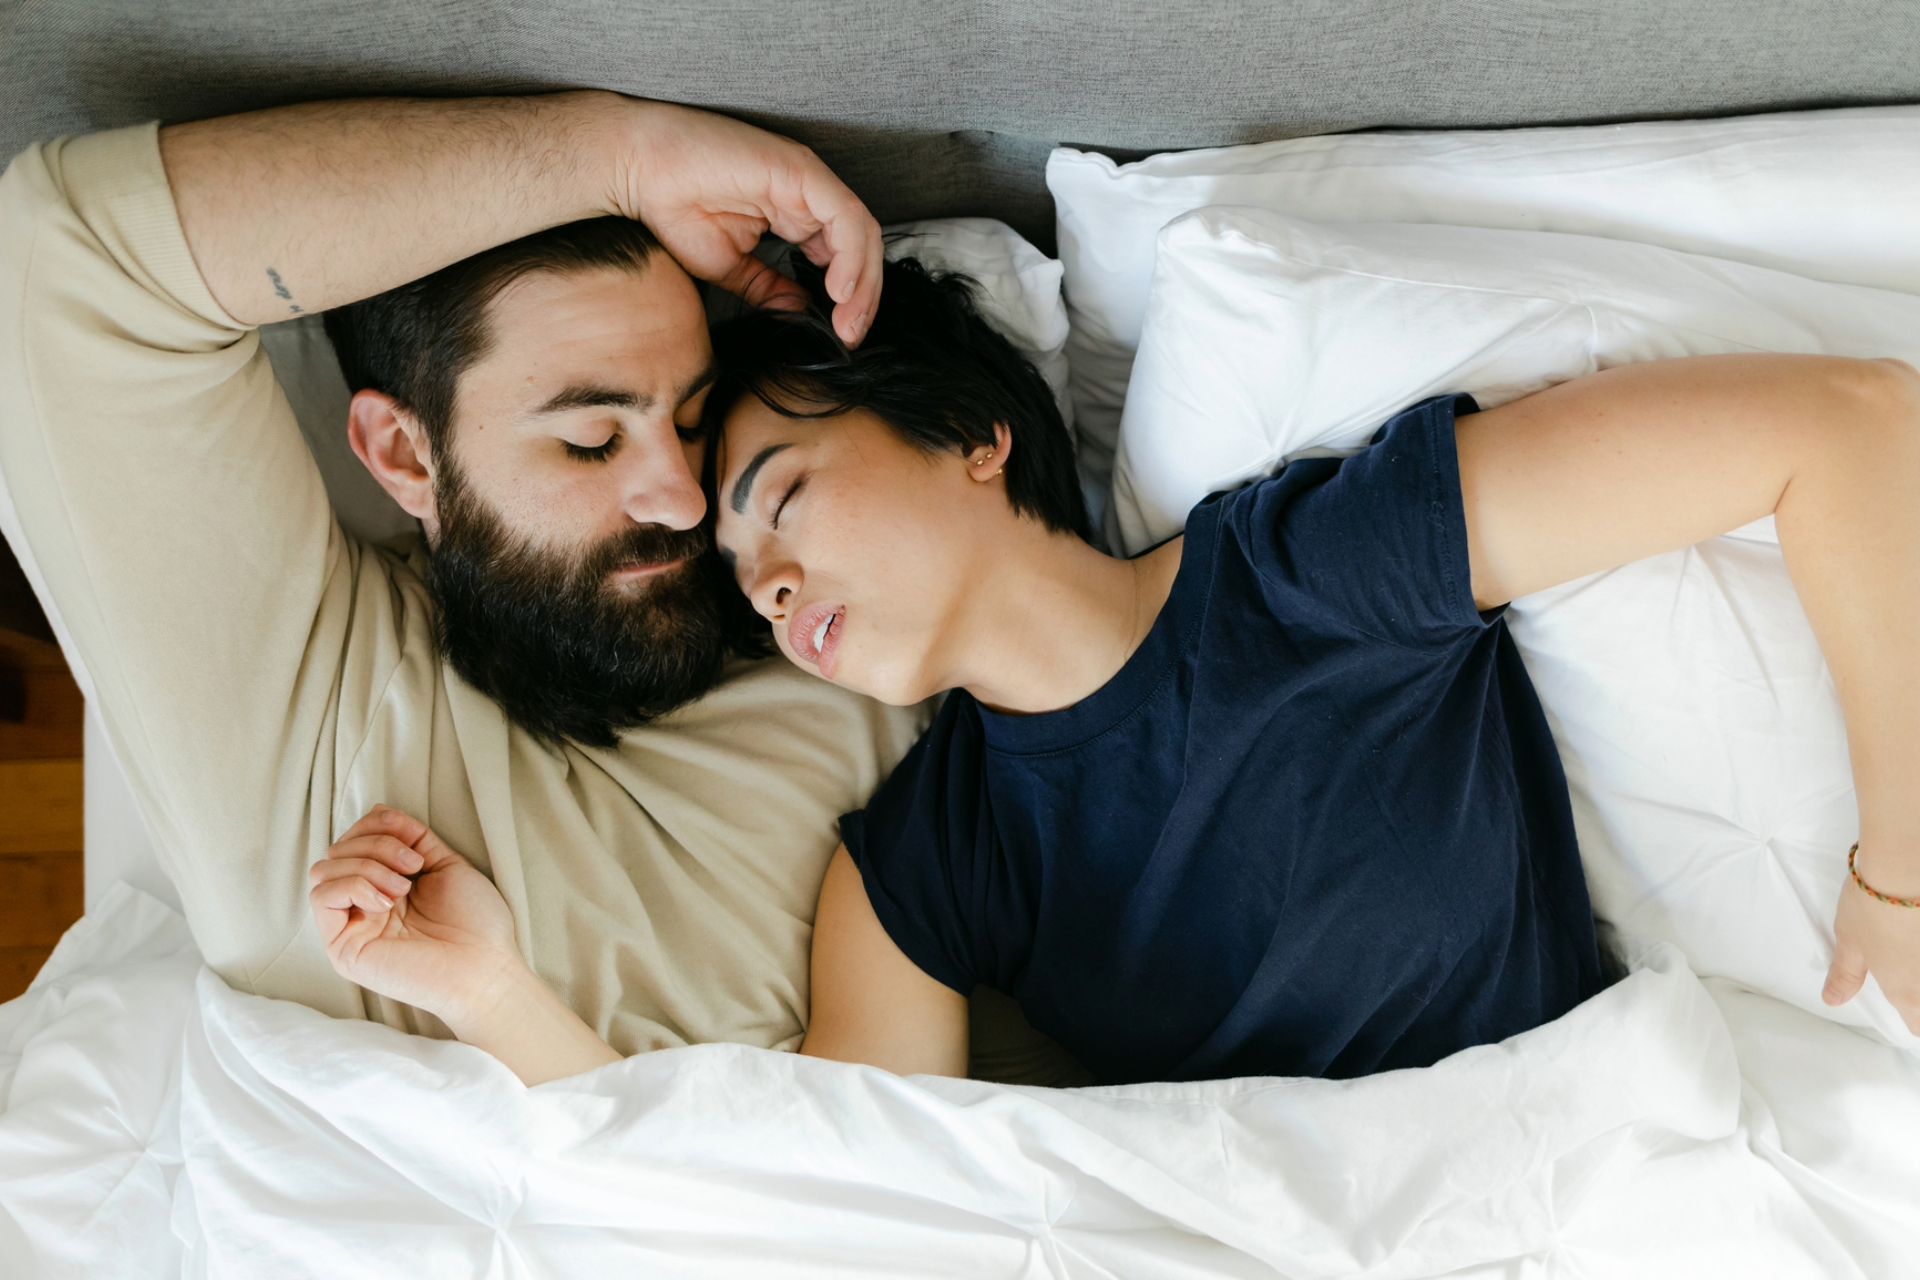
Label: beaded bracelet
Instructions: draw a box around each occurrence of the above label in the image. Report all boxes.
[1849,842,1920,909]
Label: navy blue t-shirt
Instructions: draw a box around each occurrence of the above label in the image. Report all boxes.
[840,394,1607,1084]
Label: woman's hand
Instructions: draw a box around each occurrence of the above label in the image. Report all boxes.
[1824,849,1920,1036]
[309,805,522,1024]
[614,99,883,345]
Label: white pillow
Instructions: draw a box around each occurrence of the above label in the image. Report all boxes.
[1112,208,1920,551]
[265,218,1073,548]
[1110,206,1920,1052]
[1049,105,1920,490]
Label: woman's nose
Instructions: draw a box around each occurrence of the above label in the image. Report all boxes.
[752,564,800,621]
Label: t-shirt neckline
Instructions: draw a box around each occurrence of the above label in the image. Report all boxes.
[975,503,1222,755]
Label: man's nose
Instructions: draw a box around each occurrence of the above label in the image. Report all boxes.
[620,433,707,530]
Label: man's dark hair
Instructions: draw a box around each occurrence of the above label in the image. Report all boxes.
[323,217,662,453]
[700,256,1091,542]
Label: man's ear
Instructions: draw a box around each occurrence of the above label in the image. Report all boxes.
[965,420,1014,483]
[346,389,437,524]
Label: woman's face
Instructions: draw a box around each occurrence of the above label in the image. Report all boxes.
[713,396,998,705]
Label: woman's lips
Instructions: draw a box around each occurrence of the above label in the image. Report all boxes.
[787,601,847,680]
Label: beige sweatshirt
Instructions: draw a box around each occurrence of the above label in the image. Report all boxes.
[0,121,1075,1078]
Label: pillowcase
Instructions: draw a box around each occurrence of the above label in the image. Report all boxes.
[1111,207,1920,551]
[262,218,1073,548]
[1108,205,1920,1052]
[1048,105,1920,491]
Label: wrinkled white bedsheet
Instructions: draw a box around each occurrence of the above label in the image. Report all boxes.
[3,884,1915,1279]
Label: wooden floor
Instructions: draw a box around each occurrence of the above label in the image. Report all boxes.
[0,628,86,1002]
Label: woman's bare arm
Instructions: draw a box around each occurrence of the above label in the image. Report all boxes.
[1456,353,1920,1031]
[800,846,971,1077]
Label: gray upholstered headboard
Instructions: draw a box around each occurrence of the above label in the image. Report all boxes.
[5,0,1919,251]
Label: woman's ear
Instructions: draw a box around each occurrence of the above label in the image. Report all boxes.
[965,421,1014,483]
[346,389,437,523]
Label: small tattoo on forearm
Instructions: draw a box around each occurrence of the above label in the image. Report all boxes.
[265,266,303,314]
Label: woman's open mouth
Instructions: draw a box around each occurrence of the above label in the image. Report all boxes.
[788,602,847,681]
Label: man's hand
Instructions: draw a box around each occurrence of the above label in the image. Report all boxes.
[310,805,623,1084]
[618,101,883,346]
[308,805,522,1024]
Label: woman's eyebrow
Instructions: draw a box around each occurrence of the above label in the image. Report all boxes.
[729,443,793,514]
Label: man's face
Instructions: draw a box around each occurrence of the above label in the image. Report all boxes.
[423,258,734,746]
[436,259,715,556]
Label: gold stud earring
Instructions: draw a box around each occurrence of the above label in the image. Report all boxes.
[971,450,996,466]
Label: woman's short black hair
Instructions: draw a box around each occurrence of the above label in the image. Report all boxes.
[701,256,1091,542]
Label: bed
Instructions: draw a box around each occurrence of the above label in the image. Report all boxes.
[4,2,1920,1276]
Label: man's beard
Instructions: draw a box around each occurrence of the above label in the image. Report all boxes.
[426,456,730,748]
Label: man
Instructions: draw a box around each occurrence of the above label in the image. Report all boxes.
[0,89,951,1064]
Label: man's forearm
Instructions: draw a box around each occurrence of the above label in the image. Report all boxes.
[159,91,634,327]
[444,962,624,1087]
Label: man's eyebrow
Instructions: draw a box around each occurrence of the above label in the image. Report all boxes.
[678,358,720,406]
[528,383,652,417]
[729,443,793,515]
[527,361,716,420]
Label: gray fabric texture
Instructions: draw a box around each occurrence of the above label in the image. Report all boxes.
[4,0,1919,249]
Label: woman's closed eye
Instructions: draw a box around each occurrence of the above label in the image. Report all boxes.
[772,475,808,530]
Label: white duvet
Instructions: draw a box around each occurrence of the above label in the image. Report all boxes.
[3,883,1917,1278]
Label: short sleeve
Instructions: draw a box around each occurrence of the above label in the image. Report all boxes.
[1219,392,1494,647]
[838,697,992,996]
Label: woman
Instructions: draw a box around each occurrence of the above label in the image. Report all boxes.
[310,261,1920,1087]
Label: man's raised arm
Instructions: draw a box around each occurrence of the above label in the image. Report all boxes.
[163,92,882,340]
[163,92,629,326]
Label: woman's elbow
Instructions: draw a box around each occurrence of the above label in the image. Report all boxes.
[1864,356,1920,416]
[1821,357,1920,452]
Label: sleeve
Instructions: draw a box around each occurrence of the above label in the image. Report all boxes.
[0,126,373,993]
[1225,392,1497,647]
[837,698,992,996]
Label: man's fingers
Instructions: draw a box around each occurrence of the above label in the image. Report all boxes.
[309,855,415,900]
[1822,944,1869,1007]
[715,252,806,314]
[338,804,431,850]
[309,874,398,916]
[320,832,425,875]
[821,225,861,306]
[821,209,882,345]
[769,162,881,345]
